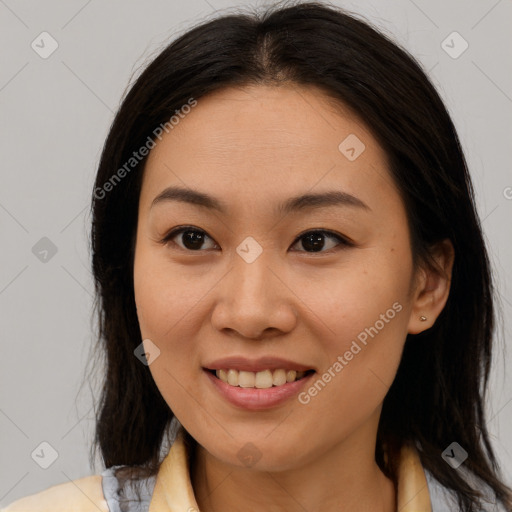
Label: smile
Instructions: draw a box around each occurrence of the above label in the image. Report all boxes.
[210,368,315,388]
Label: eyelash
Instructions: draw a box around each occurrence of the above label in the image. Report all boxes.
[159,225,354,254]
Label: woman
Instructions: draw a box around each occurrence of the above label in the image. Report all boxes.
[3,1,511,511]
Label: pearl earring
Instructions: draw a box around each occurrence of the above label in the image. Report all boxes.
[420,316,427,321]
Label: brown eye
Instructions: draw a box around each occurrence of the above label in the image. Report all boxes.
[290,230,350,253]
[161,227,351,254]
[162,227,218,251]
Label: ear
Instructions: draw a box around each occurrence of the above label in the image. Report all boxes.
[407,239,455,334]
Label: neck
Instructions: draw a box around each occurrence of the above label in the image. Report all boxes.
[190,425,396,512]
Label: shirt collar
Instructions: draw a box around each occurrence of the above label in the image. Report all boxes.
[148,426,432,511]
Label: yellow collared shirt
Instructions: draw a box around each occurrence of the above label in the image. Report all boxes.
[2,426,504,511]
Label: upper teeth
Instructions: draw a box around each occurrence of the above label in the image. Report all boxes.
[215,369,307,388]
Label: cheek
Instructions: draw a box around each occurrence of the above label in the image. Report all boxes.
[304,247,412,341]
[133,250,206,417]
[302,249,412,415]
[134,242,205,340]
[133,248,204,406]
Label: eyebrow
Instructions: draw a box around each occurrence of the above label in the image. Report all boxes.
[151,186,371,215]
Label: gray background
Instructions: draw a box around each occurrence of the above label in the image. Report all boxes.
[1,0,511,505]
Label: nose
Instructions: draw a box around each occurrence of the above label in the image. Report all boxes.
[210,251,298,340]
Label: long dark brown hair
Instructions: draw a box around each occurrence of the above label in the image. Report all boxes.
[88,1,512,510]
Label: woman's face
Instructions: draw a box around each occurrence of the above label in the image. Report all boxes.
[133,84,424,470]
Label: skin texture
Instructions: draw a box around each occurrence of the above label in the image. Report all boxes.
[133,84,454,512]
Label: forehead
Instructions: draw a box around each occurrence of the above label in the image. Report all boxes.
[141,84,400,217]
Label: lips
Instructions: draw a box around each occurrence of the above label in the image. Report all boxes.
[204,366,316,410]
[203,355,315,373]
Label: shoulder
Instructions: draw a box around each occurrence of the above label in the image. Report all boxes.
[0,475,108,512]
